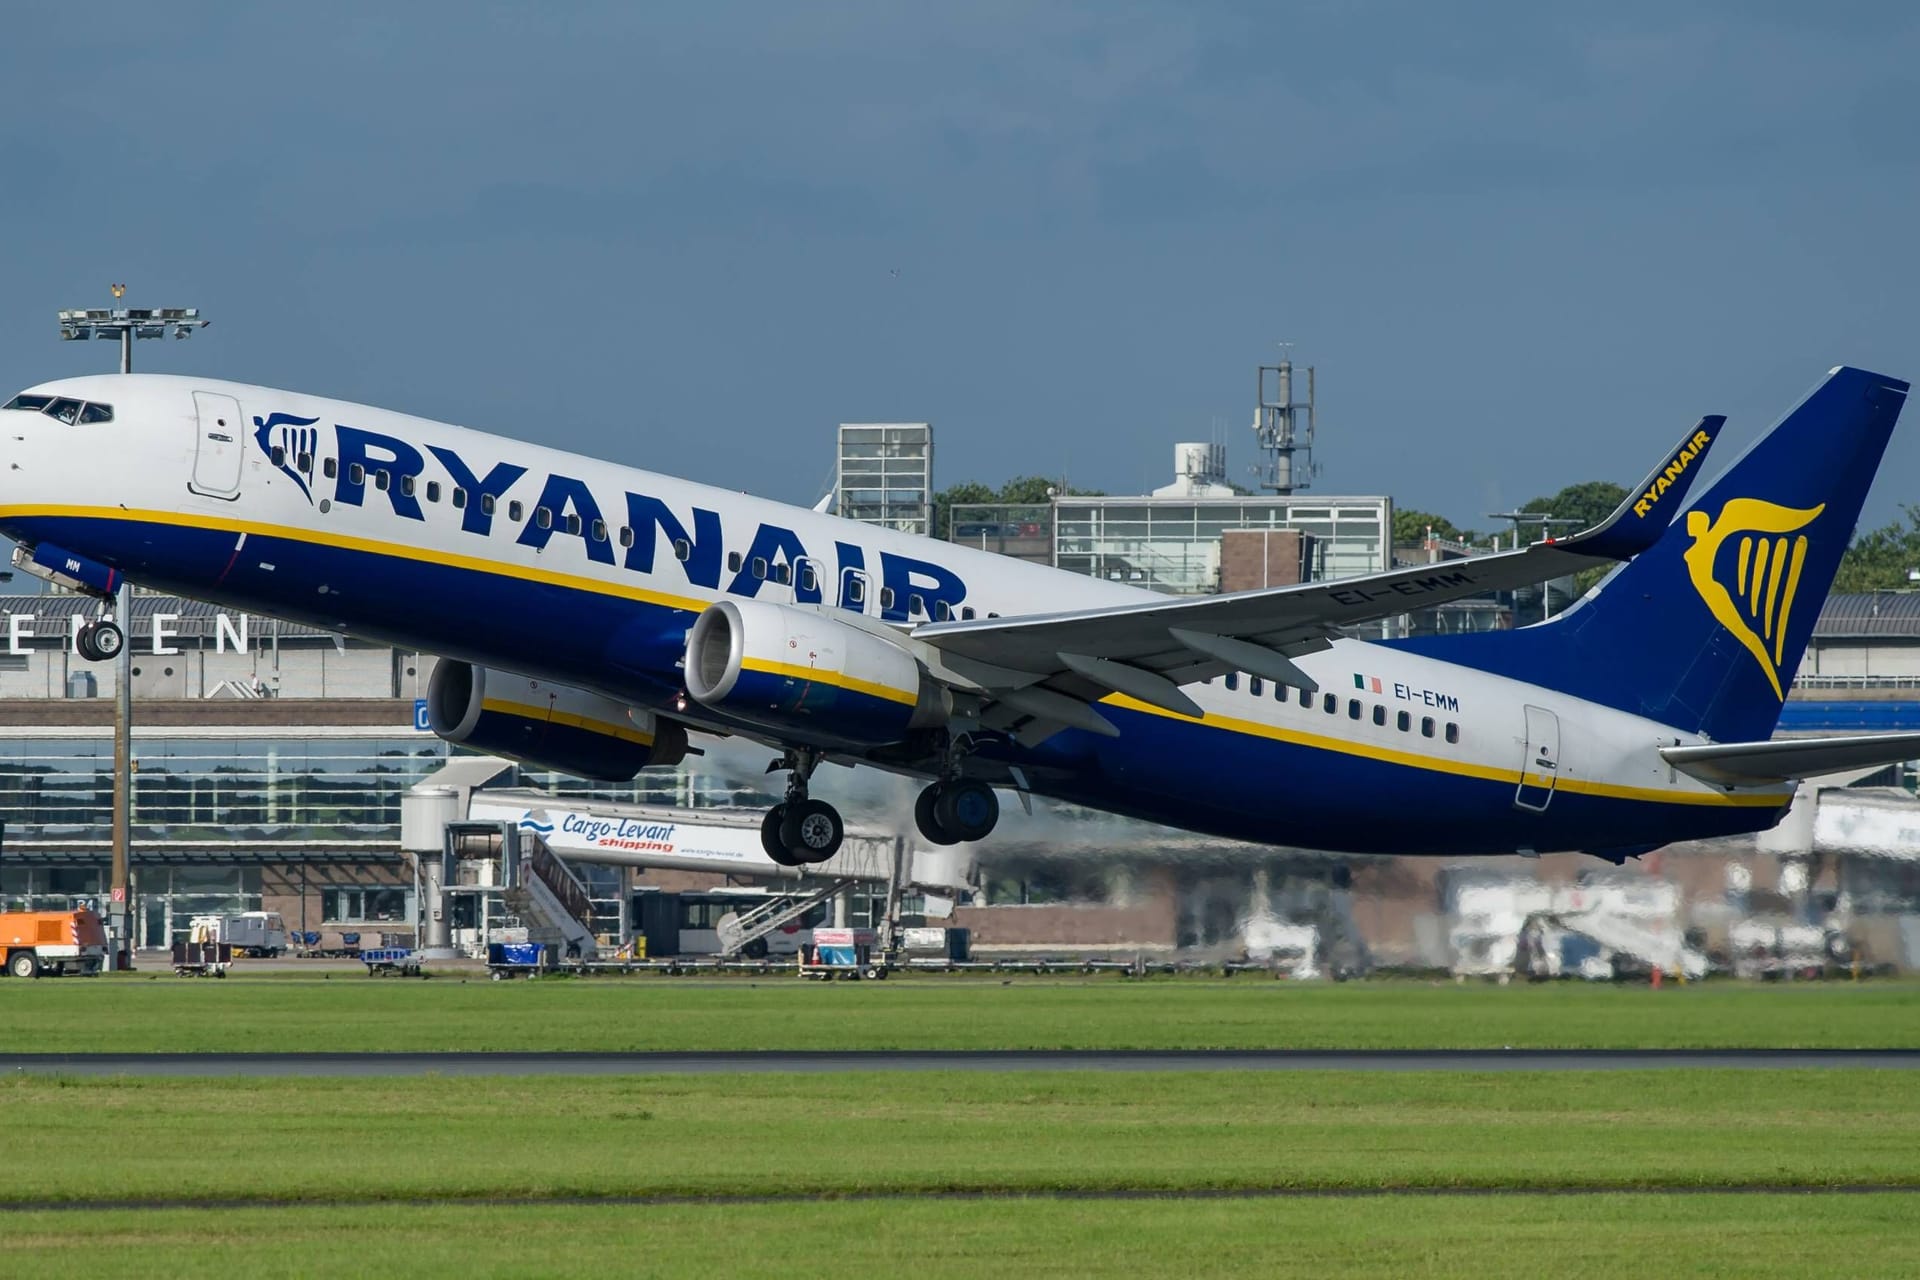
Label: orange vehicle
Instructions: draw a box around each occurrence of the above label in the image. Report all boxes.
[0,908,110,978]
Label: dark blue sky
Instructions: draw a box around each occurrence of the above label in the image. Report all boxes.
[4,3,1916,534]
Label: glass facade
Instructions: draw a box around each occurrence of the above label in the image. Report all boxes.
[837,423,932,534]
[1053,496,1391,596]
[0,735,449,845]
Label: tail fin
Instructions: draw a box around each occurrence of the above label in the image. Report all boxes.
[1423,367,1910,741]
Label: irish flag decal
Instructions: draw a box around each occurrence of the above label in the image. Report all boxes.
[1353,673,1383,693]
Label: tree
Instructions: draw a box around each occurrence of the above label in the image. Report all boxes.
[1393,509,1463,546]
[1519,480,1628,534]
[1834,506,1920,594]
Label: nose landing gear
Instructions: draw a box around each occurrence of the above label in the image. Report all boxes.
[75,618,125,663]
[760,748,846,867]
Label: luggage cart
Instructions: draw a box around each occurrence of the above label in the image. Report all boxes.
[360,947,426,977]
[171,940,231,978]
[485,941,550,980]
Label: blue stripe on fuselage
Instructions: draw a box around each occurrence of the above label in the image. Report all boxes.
[4,512,1783,856]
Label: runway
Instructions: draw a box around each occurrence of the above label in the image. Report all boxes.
[3,1049,1915,1076]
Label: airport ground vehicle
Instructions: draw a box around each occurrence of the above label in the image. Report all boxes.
[189,911,289,957]
[0,908,109,977]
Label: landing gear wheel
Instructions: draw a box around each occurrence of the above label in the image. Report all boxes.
[779,798,844,863]
[77,620,124,663]
[761,805,805,867]
[8,951,40,980]
[915,784,960,846]
[933,780,999,844]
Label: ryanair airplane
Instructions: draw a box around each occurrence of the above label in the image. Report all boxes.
[1,365,1913,866]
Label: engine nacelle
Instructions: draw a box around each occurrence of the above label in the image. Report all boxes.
[426,661,688,781]
[683,599,949,747]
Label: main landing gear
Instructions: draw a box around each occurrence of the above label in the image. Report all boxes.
[914,778,999,846]
[75,618,125,663]
[761,749,846,867]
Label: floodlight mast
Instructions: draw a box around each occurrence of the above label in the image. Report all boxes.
[55,295,211,968]
[57,306,209,374]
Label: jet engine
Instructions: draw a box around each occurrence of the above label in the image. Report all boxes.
[426,661,688,781]
[682,599,949,747]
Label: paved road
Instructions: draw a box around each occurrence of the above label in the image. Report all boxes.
[2,1049,1915,1076]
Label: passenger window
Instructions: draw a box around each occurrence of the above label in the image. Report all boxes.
[1249,676,1263,697]
[846,577,866,605]
[880,587,895,610]
[401,475,416,497]
[270,445,286,467]
[324,458,338,479]
[773,562,791,585]
[1397,710,1411,732]
[564,513,582,536]
[800,564,818,593]
[535,506,552,530]
[374,469,390,491]
[672,538,690,561]
[480,494,495,515]
[590,519,606,542]
[453,488,467,509]
[77,403,113,424]
[961,606,975,621]
[347,463,364,486]
[1348,699,1361,720]
[621,527,636,548]
[1275,683,1285,702]
[1421,717,1435,738]
[1372,705,1386,726]
[934,600,951,621]
[425,481,441,503]
[728,551,742,573]
[296,452,313,472]
[508,501,523,522]
[1445,722,1460,744]
[909,593,925,616]
[1323,693,1337,714]
[752,557,768,580]
[1225,673,1239,692]
[988,612,1000,618]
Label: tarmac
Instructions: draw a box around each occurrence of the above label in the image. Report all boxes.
[2,1049,1915,1076]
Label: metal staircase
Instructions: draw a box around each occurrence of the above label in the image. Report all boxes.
[503,834,600,960]
[715,879,859,957]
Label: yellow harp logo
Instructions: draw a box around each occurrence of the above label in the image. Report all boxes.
[1683,499,1824,700]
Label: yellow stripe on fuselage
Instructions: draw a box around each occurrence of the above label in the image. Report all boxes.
[4,505,1790,810]
[1096,694,1789,810]
[0,504,711,615]
[740,657,919,706]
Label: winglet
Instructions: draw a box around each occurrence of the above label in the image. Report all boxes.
[1553,415,1725,559]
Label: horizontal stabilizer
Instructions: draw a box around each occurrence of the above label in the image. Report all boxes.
[1660,732,1920,786]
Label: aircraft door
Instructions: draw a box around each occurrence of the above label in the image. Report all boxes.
[1514,704,1561,812]
[189,391,246,499]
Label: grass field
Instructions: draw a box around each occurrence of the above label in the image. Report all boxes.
[2,972,1915,1052]
[0,1070,1913,1277]
[0,1070,1912,1204]
[3,1194,1914,1279]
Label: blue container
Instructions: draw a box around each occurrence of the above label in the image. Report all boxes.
[488,942,545,967]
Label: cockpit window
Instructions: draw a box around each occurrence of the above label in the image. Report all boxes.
[3,394,111,424]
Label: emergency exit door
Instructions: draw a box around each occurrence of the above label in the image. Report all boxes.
[1514,704,1561,812]
[189,391,245,498]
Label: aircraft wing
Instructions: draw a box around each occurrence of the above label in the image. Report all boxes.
[914,417,1724,737]
[1660,733,1920,786]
